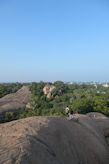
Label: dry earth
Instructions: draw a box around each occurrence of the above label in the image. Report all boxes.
[0,113,109,164]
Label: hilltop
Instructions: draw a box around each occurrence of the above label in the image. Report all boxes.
[0,113,109,164]
[0,86,32,116]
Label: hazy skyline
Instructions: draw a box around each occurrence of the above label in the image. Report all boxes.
[0,0,109,82]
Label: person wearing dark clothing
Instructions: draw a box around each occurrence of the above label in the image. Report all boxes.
[70,110,73,115]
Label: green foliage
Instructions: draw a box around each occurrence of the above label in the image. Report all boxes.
[0,83,23,98]
[6,112,15,120]
[0,85,7,98]
[70,98,94,114]
[0,112,14,123]
[1,82,109,123]
[29,82,109,117]
[52,81,69,96]
[30,81,45,97]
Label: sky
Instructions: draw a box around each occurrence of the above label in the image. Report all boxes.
[0,0,109,82]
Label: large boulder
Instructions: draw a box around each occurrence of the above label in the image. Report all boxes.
[43,84,55,98]
[87,112,107,119]
[0,113,109,164]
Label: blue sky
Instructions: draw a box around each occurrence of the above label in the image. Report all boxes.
[0,0,109,82]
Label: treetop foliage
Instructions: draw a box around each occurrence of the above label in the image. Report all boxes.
[0,81,109,123]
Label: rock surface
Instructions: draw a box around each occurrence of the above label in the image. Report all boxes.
[0,86,32,115]
[43,84,55,98]
[0,113,109,164]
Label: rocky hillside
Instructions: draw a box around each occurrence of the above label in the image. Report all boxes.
[0,113,109,164]
[0,86,32,116]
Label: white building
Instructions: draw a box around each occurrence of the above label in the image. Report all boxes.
[102,83,109,88]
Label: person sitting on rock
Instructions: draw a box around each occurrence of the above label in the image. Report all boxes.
[68,110,74,119]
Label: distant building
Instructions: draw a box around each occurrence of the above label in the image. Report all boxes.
[102,83,109,88]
